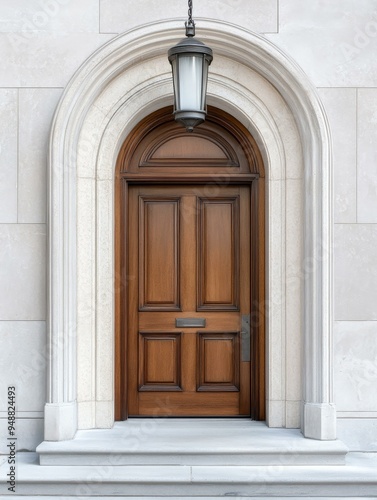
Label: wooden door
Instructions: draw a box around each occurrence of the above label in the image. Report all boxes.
[127,184,251,416]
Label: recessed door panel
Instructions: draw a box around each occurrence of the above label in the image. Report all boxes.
[138,332,182,391]
[197,197,240,310]
[139,198,180,310]
[197,332,240,391]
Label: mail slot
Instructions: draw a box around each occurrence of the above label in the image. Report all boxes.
[175,318,206,328]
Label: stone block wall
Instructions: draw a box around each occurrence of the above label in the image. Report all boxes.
[0,0,376,451]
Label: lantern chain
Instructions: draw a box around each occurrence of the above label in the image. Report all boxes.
[185,0,195,36]
[188,0,193,26]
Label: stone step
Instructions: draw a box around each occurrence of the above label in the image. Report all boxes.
[6,498,377,500]
[1,452,377,498]
[37,419,348,466]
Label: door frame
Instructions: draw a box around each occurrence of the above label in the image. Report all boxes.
[114,107,265,421]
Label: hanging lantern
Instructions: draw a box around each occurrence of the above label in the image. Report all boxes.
[168,1,213,132]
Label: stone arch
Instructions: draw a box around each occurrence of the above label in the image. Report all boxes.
[45,20,335,441]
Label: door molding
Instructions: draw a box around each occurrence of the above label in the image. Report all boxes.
[115,108,264,420]
[45,20,335,441]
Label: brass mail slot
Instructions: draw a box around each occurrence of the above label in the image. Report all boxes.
[175,318,206,328]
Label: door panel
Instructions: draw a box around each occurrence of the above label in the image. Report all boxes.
[197,197,239,309]
[139,197,180,310]
[138,332,182,391]
[127,185,251,416]
[197,332,240,391]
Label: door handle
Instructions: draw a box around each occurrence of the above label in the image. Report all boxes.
[175,318,206,328]
[241,314,251,362]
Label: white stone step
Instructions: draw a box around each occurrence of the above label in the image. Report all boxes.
[1,452,377,497]
[37,419,348,466]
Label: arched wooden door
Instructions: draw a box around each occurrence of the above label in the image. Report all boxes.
[115,107,265,420]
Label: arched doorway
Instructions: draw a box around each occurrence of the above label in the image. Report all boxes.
[44,20,336,442]
[115,106,265,420]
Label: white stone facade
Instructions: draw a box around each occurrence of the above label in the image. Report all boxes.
[0,0,377,456]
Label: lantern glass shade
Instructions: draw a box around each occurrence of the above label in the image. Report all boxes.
[169,37,213,131]
[174,55,203,111]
